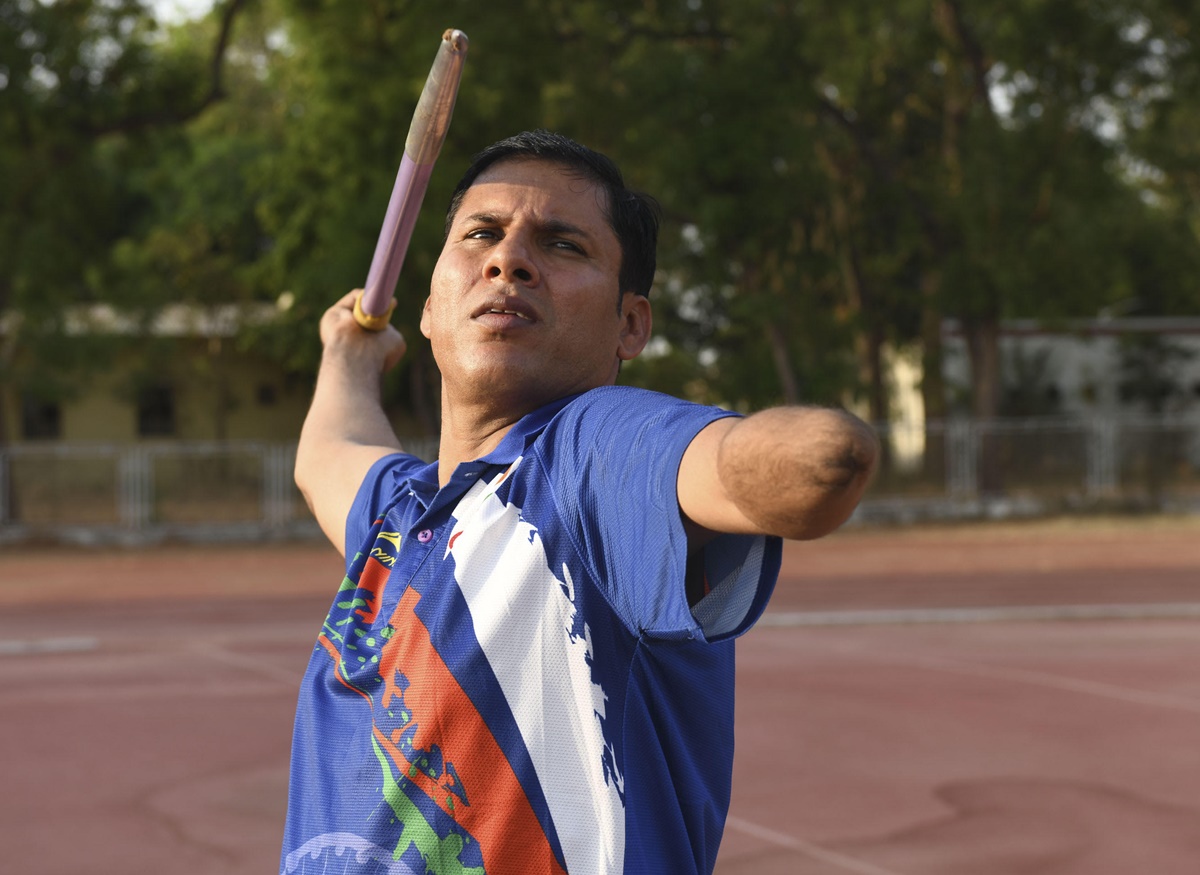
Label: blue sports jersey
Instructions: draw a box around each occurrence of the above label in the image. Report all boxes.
[281,386,782,874]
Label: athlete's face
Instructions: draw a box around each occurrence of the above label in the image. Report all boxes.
[422,158,651,413]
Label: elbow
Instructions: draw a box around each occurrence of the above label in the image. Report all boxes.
[293,445,319,517]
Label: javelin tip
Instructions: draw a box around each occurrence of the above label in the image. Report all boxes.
[442,29,469,53]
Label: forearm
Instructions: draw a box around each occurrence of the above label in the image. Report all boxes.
[296,348,402,476]
[295,350,404,553]
[295,291,407,554]
[714,406,878,540]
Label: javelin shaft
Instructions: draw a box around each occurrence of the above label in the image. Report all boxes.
[356,29,469,329]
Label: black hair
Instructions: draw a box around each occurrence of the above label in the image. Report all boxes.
[444,130,660,304]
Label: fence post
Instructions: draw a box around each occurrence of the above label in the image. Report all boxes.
[946,419,978,497]
[1087,417,1118,497]
[263,444,293,529]
[118,447,152,531]
[0,447,8,525]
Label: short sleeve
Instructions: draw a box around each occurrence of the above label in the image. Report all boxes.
[535,386,781,642]
[343,454,425,567]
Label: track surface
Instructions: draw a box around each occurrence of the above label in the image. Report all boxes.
[1,517,1198,874]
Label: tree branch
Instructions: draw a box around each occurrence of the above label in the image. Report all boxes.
[935,0,994,110]
[91,0,249,137]
[814,94,944,250]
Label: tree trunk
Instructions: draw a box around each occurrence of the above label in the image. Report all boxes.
[864,328,888,421]
[964,317,1001,420]
[0,308,17,521]
[0,382,12,525]
[842,237,891,472]
[815,144,890,466]
[964,316,1004,493]
[765,321,802,406]
[919,268,947,483]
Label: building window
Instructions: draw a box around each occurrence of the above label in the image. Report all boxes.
[137,385,175,437]
[21,395,62,440]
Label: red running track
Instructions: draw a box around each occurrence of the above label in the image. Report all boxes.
[1,517,1198,874]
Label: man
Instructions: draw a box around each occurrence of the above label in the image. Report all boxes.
[281,130,878,875]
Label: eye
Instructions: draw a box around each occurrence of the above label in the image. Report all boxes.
[550,238,585,254]
[466,228,499,241]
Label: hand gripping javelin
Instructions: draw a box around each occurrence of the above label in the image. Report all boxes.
[354,29,469,331]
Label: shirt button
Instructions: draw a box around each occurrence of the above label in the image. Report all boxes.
[417,529,433,544]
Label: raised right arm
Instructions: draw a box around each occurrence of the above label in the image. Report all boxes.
[295,290,408,556]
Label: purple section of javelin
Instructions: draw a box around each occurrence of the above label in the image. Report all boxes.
[361,155,436,317]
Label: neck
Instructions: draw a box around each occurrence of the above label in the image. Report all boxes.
[434,393,530,487]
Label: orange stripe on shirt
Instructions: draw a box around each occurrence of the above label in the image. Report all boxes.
[377,586,567,875]
[353,555,390,623]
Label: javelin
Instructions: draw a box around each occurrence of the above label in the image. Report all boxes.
[354,29,469,330]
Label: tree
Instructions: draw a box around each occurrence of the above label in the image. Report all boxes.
[0,0,249,442]
[6,0,1199,458]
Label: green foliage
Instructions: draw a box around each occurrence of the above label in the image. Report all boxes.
[3,0,1200,441]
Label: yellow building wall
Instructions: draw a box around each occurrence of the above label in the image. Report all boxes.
[3,336,431,447]
[4,339,313,444]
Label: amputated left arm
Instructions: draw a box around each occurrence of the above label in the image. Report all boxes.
[677,406,879,544]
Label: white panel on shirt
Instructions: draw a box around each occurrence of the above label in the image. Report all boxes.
[446,459,624,875]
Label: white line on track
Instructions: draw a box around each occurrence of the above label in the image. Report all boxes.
[0,680,295,705]
[761,603,1200,627]
[0,636,98,656]
[724,816,908,875]
[759,620,1200,715]
[889,651,1200,714]
[191,641,304,687]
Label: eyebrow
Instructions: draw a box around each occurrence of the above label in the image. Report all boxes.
[460,212,501,227]
[460,212,595,242]
[542,218,594,242]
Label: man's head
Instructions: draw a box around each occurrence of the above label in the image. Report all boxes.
[445,130,660,304]
[423,134,655,416]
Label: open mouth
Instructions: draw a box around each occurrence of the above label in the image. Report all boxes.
[473,298,538,323]
[484,308,532,320]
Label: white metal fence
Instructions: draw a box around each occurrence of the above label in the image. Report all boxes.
[862,414,1200,522]
[0,418,1196,543]
[0,438,439,545]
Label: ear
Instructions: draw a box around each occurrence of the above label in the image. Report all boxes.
[617,293,652,361]
[419,295,433,339]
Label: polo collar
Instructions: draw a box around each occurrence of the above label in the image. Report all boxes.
[476,392,581,465]
[398,392,582,512]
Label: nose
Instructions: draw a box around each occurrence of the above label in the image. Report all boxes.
[484,236,539,286]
